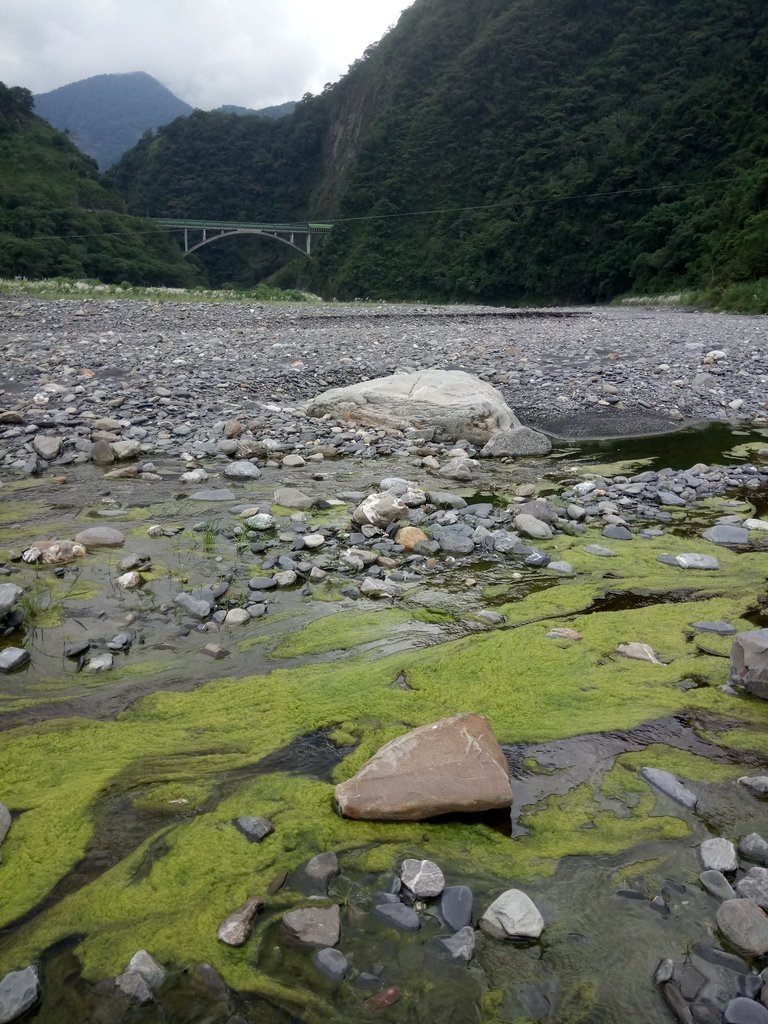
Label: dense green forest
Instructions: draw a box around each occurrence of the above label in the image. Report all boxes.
[0,83,200,286]
[34,73,193,170]
[6,0,768,306]
[107,0,768,305]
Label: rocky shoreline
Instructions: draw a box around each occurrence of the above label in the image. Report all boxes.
[1,295,768,1024]
[1,299,767,473]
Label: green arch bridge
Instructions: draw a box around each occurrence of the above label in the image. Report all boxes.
[152,218,333,258]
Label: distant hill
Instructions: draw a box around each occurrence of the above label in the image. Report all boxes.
[0,81,199,286]
[217,101,297,119]
[34,72,193,169]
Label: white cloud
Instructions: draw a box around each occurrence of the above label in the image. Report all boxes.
[0,0,412,107]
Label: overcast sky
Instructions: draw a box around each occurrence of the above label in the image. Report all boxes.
[1,1,414,109]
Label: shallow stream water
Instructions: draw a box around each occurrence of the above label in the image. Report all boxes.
[1,423,768,1023]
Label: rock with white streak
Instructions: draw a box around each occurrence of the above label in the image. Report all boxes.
[334,713,512,821]
[400,859,445,898]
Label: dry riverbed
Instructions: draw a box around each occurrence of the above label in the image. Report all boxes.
[0,297,767,1024]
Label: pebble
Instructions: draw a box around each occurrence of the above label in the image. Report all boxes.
[373,903,420,932]
[0,648,30,672]
[700,870,737,901]
[234,817,274,843]
[73,526,125,548]
[313,948,347,982]
[217,896,265,946]
[724,997,768,1023]
[739,834,768,865]
[480,889,544,940]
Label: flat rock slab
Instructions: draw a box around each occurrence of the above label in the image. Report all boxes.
[703,525,750,546]
[234,817,274,843]
[692,621,737,635]
[190,489,236,501]
[639,767,697,809]
[282,905,341,947]
[716,899,768,957]
[304,369,520,445]
[674,553,721,570]
[334,713,512,820]
[74,526,125,548]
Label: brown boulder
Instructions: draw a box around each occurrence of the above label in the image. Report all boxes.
[395,527,429,551]
[334,713,512,821]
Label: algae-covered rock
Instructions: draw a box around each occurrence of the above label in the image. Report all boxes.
[334,713,512,821]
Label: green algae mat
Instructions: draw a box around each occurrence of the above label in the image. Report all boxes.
[1,468,768,1023]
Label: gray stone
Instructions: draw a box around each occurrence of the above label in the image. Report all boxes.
[282,905,341,947]
[739,777,768,799]
[602,525,633,541]
[74,526,125,548]
[583,544,617,557]
[190,489,236,501]
[739,833,768,865]
[115,971,152,1004]
[441,886,473,931]
[175,593,213,619]
[700,870,737,901]
[692,621,737,636]
[33,434,61,460]
[90,439,115,464]
[438,456,476,481]
[729,629,768,700]
[0,804,10,846]
[736,868,768,910]
[654,959,675,985]
[373,903,420,932]
[305,852,340,889]
[717,899,768,957]
[304,369,520,445]
[111,440,142,460]
[0,584,22,614]
[274,570,298,587]
[353,493,406,528]
[0,649,29,673]
[657,490,686,506]
[639,767,697,809]
[547,560,574,574]
[703,525,750,546]
[514,513,553,539]
[700,838,739,873]
[273,487,313,510]
[217,897,264,946]
[246,513,275,530]
[0,966,39,1023]
[313,948,347,983]
[436,926,476,962]
[481,425,552,456]
[480,890,544,940]
[724,997,768,1023]
[282,454,305,468]
[85,653,113,672]
[224,608,250,625]
[224,460,261,480]
[359,578,404,598]
[400,858,445,898]
[126,950,166,991]
[234,817,274,843]
[675,553,721,570]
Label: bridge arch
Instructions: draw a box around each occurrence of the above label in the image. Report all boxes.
[152,218,333,259]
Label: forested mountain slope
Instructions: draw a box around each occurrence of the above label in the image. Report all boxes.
[34,73,194,170]
[112,0,768,303]
[0,83,200,286]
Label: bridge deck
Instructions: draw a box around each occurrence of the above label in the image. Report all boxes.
[153,218,333,232]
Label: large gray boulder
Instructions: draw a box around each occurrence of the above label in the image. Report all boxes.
[334,713,512,821]
[729,629,768,699]
[304,370,521,445]
[0,966,39,1023]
